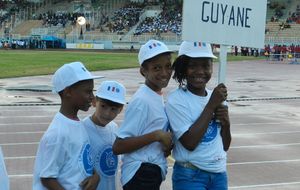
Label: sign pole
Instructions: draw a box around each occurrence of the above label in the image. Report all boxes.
[218,45,228,84]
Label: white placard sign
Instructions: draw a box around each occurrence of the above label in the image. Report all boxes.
[182,0,267,48]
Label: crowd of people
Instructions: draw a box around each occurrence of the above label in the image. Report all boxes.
[104,1,182,36]
[134,1,181,36]
[37,12,71,27]
[286,4,300,24]
[106,2,144,34]
[264,44,300,60]
[268,0,286,22]
[134,8,181,36]
[0,0,31,29]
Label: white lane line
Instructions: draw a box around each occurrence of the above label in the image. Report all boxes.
[6,157,300,166]
[0,131,44,135]
[2,142,300,148]
[0,142,39,146]
[8,174,33,178]
[233,121,300,126]
[0,115,53,118]
[5,156,35,160]
[3,129,300,136]
[233,130,300,136]
[0,121,299,126]
[228,159,300,166]
[229,181,300,189]
[0,122,49,126]
[231,143,300,149]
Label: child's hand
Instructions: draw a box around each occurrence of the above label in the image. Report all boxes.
[209,83,228,110]
[162,142,174,157]
[214,105,230,128]
[80,171,100,190]
[156,130,172,148]
[157,130,173,157]
[158,131,173,157]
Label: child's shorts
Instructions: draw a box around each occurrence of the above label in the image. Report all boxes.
[123,162,162,190]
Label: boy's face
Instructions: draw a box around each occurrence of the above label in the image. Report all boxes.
[92,98,123,126]
[141,54,172,92]
[67,80,95,112]
[186,58,212,95]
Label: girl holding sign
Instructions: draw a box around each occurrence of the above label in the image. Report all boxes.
[166,41,231,190]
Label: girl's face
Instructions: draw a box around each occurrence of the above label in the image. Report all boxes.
[186,58,212,96]
[141,54,172,92]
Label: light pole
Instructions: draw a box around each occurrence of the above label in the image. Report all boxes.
[77,16,86,40]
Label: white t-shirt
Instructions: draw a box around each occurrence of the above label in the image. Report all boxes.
[33,112,93,190]
[166,88,227,173]
[83,116,118,190]
[116,85,169,186]
[0,146,9,190]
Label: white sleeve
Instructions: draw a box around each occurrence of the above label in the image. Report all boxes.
[0,146,9,190]
[166,96,193,140]
[116,99,147,138]
[38,128,67,178]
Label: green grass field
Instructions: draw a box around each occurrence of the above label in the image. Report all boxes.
[0,49,264,79]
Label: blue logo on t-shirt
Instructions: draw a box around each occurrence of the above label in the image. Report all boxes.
[81,143,94,175]
[99,147,118,176]
[201,120,218,143]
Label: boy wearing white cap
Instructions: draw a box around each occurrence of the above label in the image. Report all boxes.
[112,39,173,190]
[33,62,101,190]
[166,41,231,190]
[82,80,126,190]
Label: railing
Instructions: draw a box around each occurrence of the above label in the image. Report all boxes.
[64,32,181,43]
[1,31,299,47]
[265,36,300,45]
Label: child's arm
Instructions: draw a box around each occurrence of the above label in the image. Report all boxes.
[215,105,231,151]
[80,170,100,190]
[179,83,227,151]
[41,178,65,190]
[112,130,172,155]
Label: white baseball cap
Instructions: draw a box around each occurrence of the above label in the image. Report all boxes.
[52,61,103,93]
[96,81,126,105]
[178,41,217,59]
[138,39,173,65]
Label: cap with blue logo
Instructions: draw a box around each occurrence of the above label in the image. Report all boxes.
[178,41,217,59]
[52,61,103,93]
[96,81,126,105]
[138,39,173,65]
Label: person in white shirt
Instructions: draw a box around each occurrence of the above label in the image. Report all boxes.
[33,62,101,190]
[166,41,231,190]
[112,39,173,190]
[83,81,126,190]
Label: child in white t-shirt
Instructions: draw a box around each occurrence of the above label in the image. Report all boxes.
[83,80,126,190]
[33,62,101,190]
[166,41,231,190]
[112,39,173,190]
